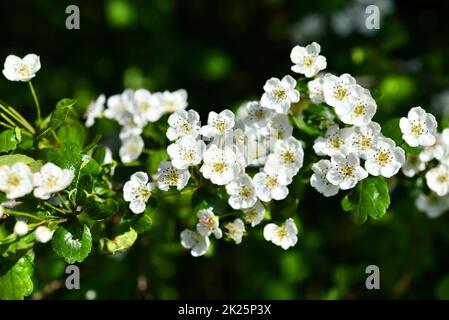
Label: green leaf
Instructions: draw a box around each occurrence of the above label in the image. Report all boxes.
[38,98,76,137]
[131,198,157,234]
[57,122,86,147]
[341,177,390,225]
[0,154,34,166]
[99,228,138,254]
[52,222,92,264]
[146,149,167,173]
[0,129,18,153]
[0,255,34,300]
[83,191,119,220]
[293,104,337,136]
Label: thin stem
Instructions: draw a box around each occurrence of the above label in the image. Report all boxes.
[56,193,72,211]
[0,112,17,127]
[0,120,14,129]
[7,106,35,134]
[8,210,44,221]
[28,80,41,124]
[41,201,69,214]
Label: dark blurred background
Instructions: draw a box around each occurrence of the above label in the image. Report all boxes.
[2,0,449,299]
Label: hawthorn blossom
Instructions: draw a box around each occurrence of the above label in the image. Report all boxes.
[313,125,352,157]
[242,201,266,227]
[156,161,190,191]
[134,89,163,123]
[84,94,105,128]
[400,106,438,147]
[32,163,75,200]
[307,74,326,104]
[263,218,298,250]
[119,135,144,163]
[104,90,135,126]
[225,174,257,210]
[322,73,357,111]
[327,152,368,190]
[196,208,222,239]
[0,163,33,199]
[159,89,188,113]
[180,229,210,257]
[401,154,426,178]
[123,172,153,214]
[35,226,53,243]
[225,218,245,244]
[200,109,235,138]
[2,54,41,81]
[260,75,300,114]
[310,159,340,197]
[253,161,292,201]
[290,42,327,78]
[200,145,240,185]
[338,86,377,126]
[265,136,304,176]
[365,137,405,178]
[426,164,449,196]
[167,136,205,169]
[419,130,448,162]
[416,193,449,219]
[166,109,201,141]
[267,114,293,144]
[347,122,381,159]
[244,102,273,128]
[14,221,28,236]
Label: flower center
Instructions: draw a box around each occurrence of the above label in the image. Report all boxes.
[353,105,366,116]
[213,162,227,174]
[281,151,295,164]
[357,136,372,150]
[179,123,192,135]
[376,151,391,165]
[265,175,278,188]
[165,172,179,186]
[239,186,253,199]
[141,102,151,111]
[273,88,287,101]
[411,123,423,136]
[18,64,29,76]
[437,174,448,184]
[254,109,265,120]
[182,148,196,161]
[213,118,226,132]
[334,86,348,101]
[200,215,216,229]
[329,136,343,150]
[340,164,354,179]
[137,185,151,202]
[303,55,314,67]
[6,174,21,187]
[44,176,58,189]
[276,226,287,239]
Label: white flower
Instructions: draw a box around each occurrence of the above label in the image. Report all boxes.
[0,163,33,199]
[243,102,273,128]
[263,218,298,250]
[416,193,449,219]
[84,94,105,128]
[134,89,163,123]
[322,73,357,111]
[347,122,381,159]
[313,125,351,157]
[338,86,377,126]
[400,106,438,147]
[290,42,327,78]
[307,74,326,104]
[32,163,74,200]
[167,136,205,169]
[401,154,426,178]
[242,201,266,227]
[159,89,188,113]
[14,221,28,236]
[267,114,293,144]
[123,172,153,214]
[180,229,210,257]
[104,90,135,126]
[196,207,222,239]
[225,218,245,244]
[426,164,449,196]
[253,161,292,201]
[260,75,300,114]
[200,109,235,138]
[310,159,340,197]
[156,161,190,191]
[419,132,446,162]
[2,54,41,82]
[119,135,144,163]
[200,145,240,185]
[327,152,368,190]
[35,226,53,243]
[225,174,257,210]
[365,137,405,177]
[265,136,304,176]
[166,109,201,141]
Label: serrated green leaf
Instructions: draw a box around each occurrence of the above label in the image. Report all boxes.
[99,228,138,254]
[38,98,76,138]
[0,129,18,153]
[57,122,86,147]
[0,255,34,300]
[83,191,119,220]
[0,154,34,166]
[341,177,390,225]
[52,222,92,264]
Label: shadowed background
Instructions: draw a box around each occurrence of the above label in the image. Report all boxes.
[1,0,449,299]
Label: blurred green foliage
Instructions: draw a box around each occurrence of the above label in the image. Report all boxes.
[1,0,449,299]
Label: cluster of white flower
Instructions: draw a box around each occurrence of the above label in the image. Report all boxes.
[0,162,74,200]
[294,42,409,197]
[84,88,188,163]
